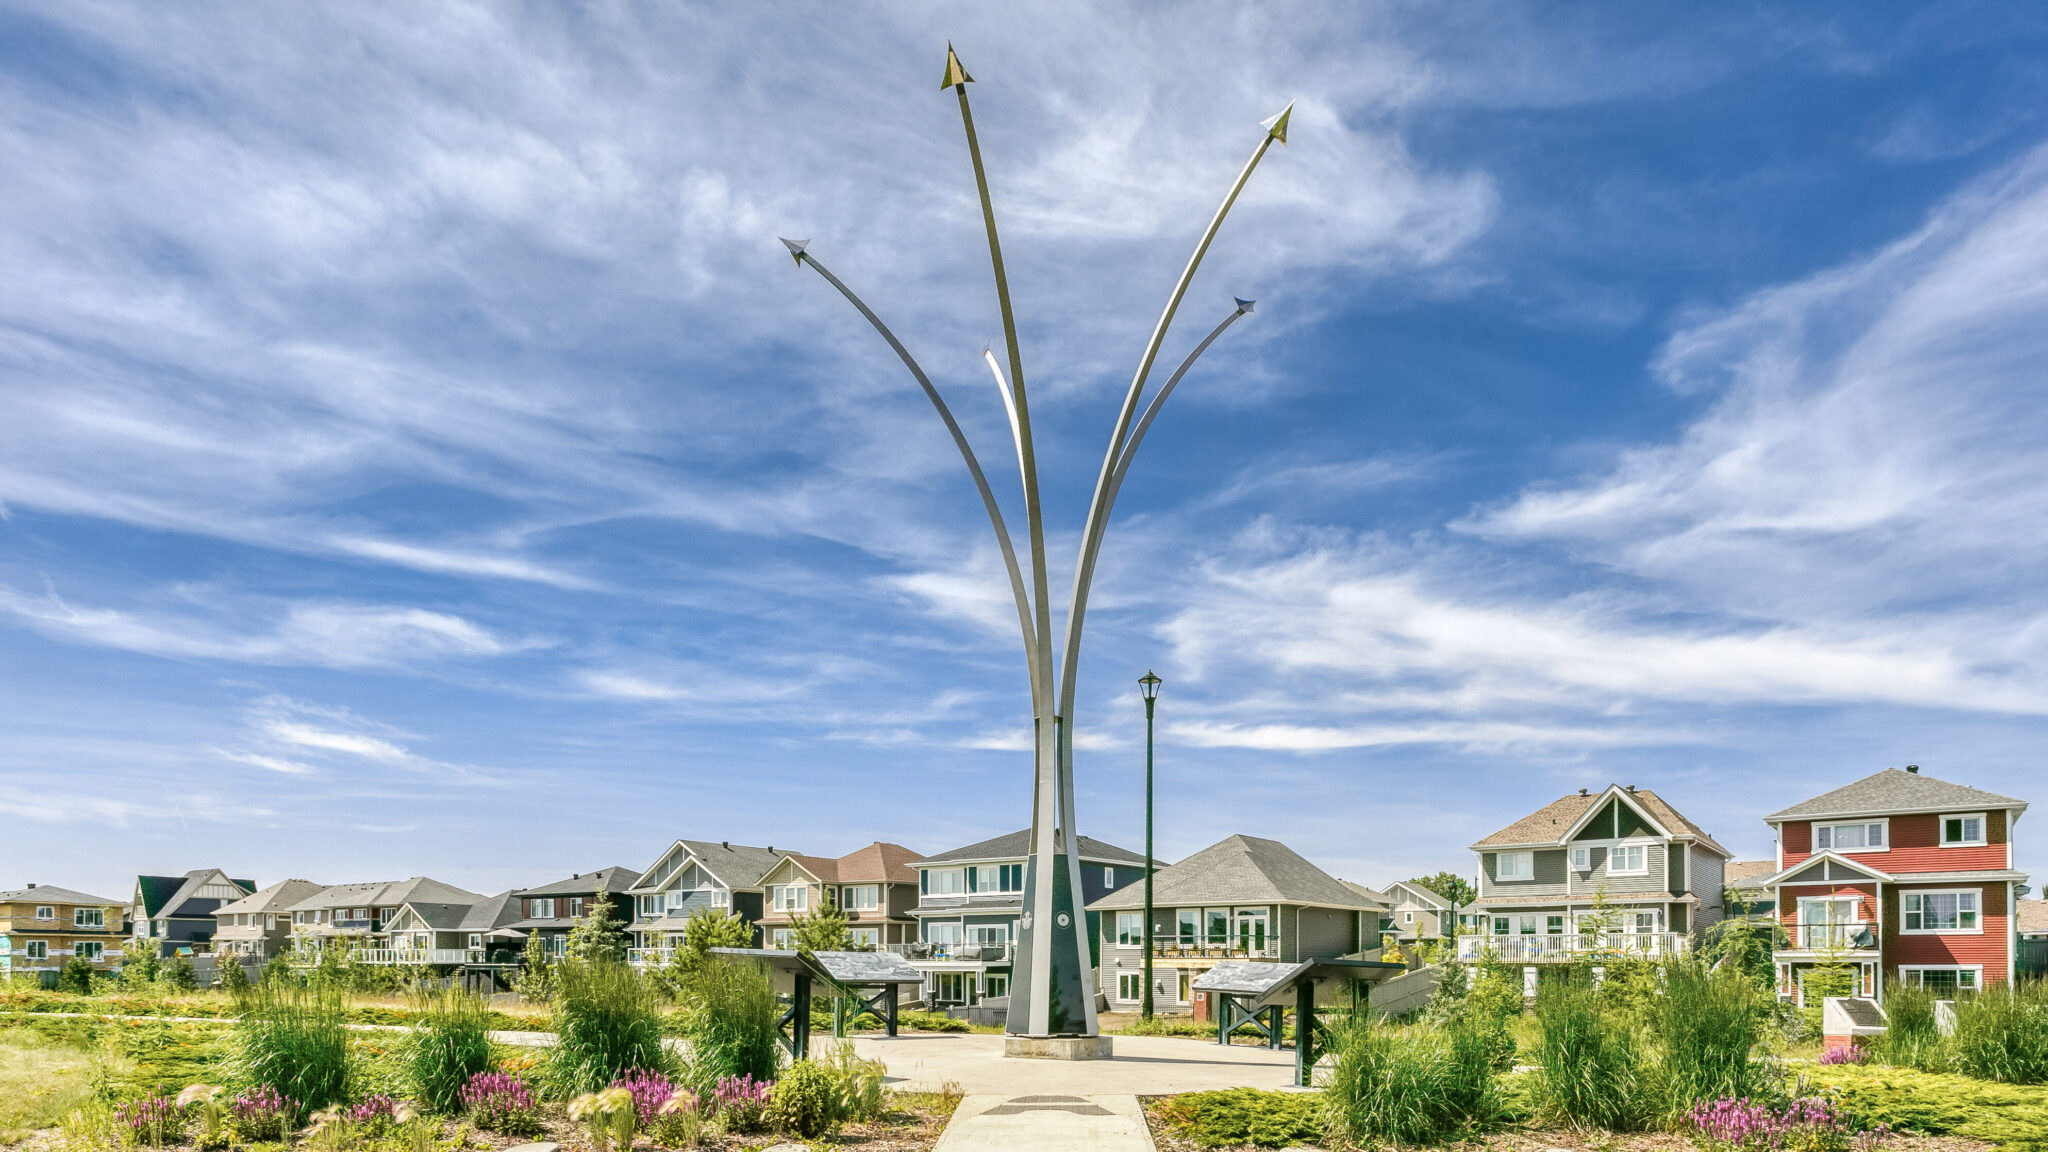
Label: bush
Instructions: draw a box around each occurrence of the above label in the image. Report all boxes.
[1871,981,1944,1072]
[56,957,95,995]
[158,957,199,992]
[825,1042,886,1123]
[1153,1088,1325,1148]
[673,959,780,1091]
[227,983,351,1113]
[551,960,671,1094]
[897,1009,969,1033]
[1528,974,1653,1132]
[1658,960,1775,1118]
[1467,958,1525,1024]
[1799,964,1857,1036]
[1804,1063,2048,1150]
[460,1071,543,1137]
[1949,978,2048,1084]
[122,947,162,988]
[405,988,495,1112]
[767,1059,844,1139]
[1326,1016,1501,1146]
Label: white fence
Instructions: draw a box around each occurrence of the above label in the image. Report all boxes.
[1456,932,1689,963]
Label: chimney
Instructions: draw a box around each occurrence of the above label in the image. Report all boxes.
[1906,764,1919,774]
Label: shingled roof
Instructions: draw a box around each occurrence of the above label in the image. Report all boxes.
[1767,768,2027,821]
[217,879,326,917]
[1724,860,1777,886]
[1471,786,1730,858]
[0,885,122,906]
[1088,835,1379,913]
[921,829,1146,867]
[513,866,641,898]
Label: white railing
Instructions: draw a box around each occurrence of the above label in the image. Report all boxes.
[896,942,1015,963]
[1457,932,1689,963]
[627,947,674,967]
[353,948,484,965]
[1792,924,1877,951]
[1141,937,1281,960]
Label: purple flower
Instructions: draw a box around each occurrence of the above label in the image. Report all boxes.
[608,1070,676,1124]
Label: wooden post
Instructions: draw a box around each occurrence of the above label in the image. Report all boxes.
[1295,979,1316,1087]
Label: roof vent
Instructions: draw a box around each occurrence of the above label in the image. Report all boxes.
[1906,764,1919,774]
[26,883,34,889]
[721,841,730,850]
[1625,784,1636,792]
[1578,788,1588,795]
[768,846,774,853]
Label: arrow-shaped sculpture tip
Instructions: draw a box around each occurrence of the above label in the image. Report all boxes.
[941,44,973,89]
[1234,298,1256,314]
[779,237,809,264]
[1261,101,1294,145]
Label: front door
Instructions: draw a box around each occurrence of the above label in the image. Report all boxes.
[1234,909,1269,955]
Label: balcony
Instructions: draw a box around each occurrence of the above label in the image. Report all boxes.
[627,947,673,967]
[1457,932,1690,963]
[1780,924,1877,953]
[895,942,1015,964]
[353,948,484,965]
[1136,936,1281,961]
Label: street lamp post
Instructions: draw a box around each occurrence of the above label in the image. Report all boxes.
[1138,670,1161,1022]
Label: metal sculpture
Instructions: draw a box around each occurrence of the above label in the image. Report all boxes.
[780,46,1291,1040]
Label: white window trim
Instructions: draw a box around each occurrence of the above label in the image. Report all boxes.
[1117,971,1144,1001]
[1607,840,1653,877]
[1939,812,1988,847]
[1115,912,1144,946]
[1570,846,1591,871]
[25,941,48,959]
[72,908,105,928]
[1812,818,1890,854]
[1899,964,1983,990]
[34,906,53,921]
[1902,888,1983,935]
[1495,851,1535,882]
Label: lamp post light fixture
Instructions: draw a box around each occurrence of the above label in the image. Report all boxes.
[1138,670,1162,1022]
[780,46,1291,1047]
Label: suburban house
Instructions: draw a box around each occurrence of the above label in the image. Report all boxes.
[212,879,325,960]
[508,866,640,956]
[0,884,127,977]
[754,843,922,951]
[130,870,255,958]
[1461,784,1733,963]
[1375,880,1453,944]
[1090,834,1386,1018]
[1760,766,2029,1001]
[280,877,484,959]
[379,889,526,965]
[626,840,790,964]
[909,830,1147,1009]
[1723,859,1779,919]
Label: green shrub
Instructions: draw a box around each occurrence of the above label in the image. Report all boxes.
[214,957,251,993]
[897,1010,969,1033]
[1805,1063,2048,1151]
[1596,956,1661,1025]
[1153,1088,1325,1148]
[405,988,495,1112]
[1658,959,1775,1118]
[550,960,671,1095]
[1949,978,2048,1084]
[1799,964,1857,1037]
[1467,959,1524,1024]
[767,1059,843,1139]
[122,948,162,988]
[56,957,95,995]
[158,957,199,993]
[1528,974,1652,1132]
[227,983,352,1113]
[824,1042,886,1123]
[1871,981,1944,1072]
[1326,1016,1501,1146]
[673,958,779,1092]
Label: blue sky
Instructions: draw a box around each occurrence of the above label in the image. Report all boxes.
[5,3,2047,901]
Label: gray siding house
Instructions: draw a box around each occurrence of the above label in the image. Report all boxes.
[213,878,325,960]
[1088,834,1384,1018]
[1461,784,1732,963]
[909,830,1147,1008]
[625,840,790,963]
[130,870,256,958]
[509,866,640,956]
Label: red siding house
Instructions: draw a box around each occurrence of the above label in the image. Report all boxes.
[1760,766,2028,1003]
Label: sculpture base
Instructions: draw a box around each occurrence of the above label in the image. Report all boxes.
[1003,1035,1114,1060]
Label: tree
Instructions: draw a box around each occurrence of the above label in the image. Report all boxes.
[516,929,555,1001]
[215,953,251,992]
[158,956,198,992]
[1404,871,1476,911]
[681,907,755,958]
[789,893,851,955]
[57,956,95,994]
[566,890,629,963]
[122,941,161,988]
[1701,884,1785,992]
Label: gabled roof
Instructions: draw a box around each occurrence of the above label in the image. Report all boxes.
[632,840,790,892]
[402,901,477,930]
[280,877,484,913]
[513,866,641,898]
[920,830,1146,867]
[1767,768,2028,821]
[1384,880,1449,908]
[1724,860,1777,886]
[1088,835,1380,913]
[458,891,525,933]
[1762,850,1893,887]
[1471,785,1731,858]
[832,842,923,884]
[218,879,326,917]
[767,853,843,886]
[134,876,188,917]
[1341,881,1392,909]
[0,885,122,906]
[150,870,256,918]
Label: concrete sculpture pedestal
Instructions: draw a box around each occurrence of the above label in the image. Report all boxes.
[1004,1035,1114,1060]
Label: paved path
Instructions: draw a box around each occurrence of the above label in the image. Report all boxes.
[848,1032,1298,1095]
[934,1094,1154,1152]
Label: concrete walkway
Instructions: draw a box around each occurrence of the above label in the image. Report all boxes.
[935,1094,1154,1152]
[849,1032,1298,1095]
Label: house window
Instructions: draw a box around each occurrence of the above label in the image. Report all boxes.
[1104,867,1115,888]
[1492,916,1510,935]
[1116,912,1143,946]
[1902,967,1981,995]
[1547,916,1565,934]
[1570,847,1590,870]
[999,864,1024,892]
[773,885,807,912]
[26,941,47,960]
[924,921,962,946]
[927,870,965,896]
[1940,814,1987,846]
[1402,911,1414,924]
[530,899,555,918]
[638,895,663,917]
[34,907,53,921]
[1118,972,1143,1001]
[1904,891,1980,933]
[983,974,1008,998]
[1496,852,1533,880]
[1633,912,1657,934]
[1177,909,1199,944]
[1206,908,1230,945]
[73,908,104,929]
[965,925,1008,948]
[849,927,880,948]
[566,898,585,918]
[934,972,971,1004]
[843,886,879,911]
[468,934,483,949]
[1609,843,1649,876]
[770,929,796,949]
[1814,821,1887,852]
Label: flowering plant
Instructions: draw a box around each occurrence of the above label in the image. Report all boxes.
[227,1085,295,1142]
[710,1074,772,1134]
[648,1093,704,1148]
[1687,1096,1890,1152]
[610,1070,677,1124]
[459,1071,542,1137]
[1818,1045,1870,1066]
[114,1093,181,1147]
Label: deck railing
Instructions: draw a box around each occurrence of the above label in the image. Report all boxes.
[351,948,484,965]
[1457,932,1689,963]
[1791,924,1877,951]
[627,947,673,967]
[1136,937,1282,960]
[893,942,1014,963]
